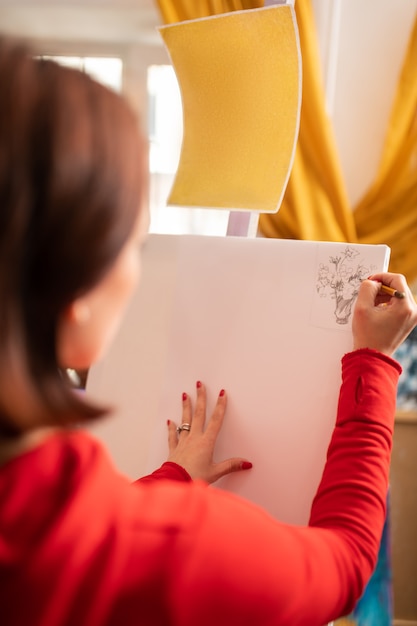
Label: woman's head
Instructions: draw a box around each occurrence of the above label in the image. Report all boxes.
[0,36,148,435]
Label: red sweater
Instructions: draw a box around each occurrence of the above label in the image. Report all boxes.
[0,349,400,626]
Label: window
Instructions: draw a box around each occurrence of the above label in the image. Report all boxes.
[41,55,123,93]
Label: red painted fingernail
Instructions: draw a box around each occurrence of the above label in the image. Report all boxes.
[167,419,171,426]
[182,392,187,401]
[241,461,253,470]
[219,389,225,397]
[196,380,202,388]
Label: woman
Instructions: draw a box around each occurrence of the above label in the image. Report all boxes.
[0,37,416,626]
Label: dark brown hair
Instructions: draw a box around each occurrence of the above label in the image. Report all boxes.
[0,37,147,435]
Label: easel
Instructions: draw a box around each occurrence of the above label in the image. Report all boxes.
[225,210,259,237]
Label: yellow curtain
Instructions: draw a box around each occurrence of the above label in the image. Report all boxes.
[260,1,417,281]
[259,0,357,243]
[155,0,417,281]
[354,14,417,278]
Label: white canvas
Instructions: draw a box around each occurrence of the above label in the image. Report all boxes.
[86,235,390,525]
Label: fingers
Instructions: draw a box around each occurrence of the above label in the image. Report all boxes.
[167,419,178,453]
[192,381,206,433]
[205,388,227,441]
[353,273,417,355]
[357,274,415,311]
[356,279,383,306]
[166,382,253,484]
[209,458,253,483]
[367,272,408,292]
[180,391,192,431]
[168,382,209,446]
[175,381,225,437]
[364,273,414,305]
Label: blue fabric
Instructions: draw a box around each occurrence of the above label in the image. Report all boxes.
[352,508,392,625]
[336,497,393,626]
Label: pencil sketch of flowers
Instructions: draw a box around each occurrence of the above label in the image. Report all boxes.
[316,246,376,324]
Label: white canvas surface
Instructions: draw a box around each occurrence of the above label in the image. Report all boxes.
[86,235,390,525]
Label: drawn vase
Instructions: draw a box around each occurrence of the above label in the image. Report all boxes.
[334,295,354,324]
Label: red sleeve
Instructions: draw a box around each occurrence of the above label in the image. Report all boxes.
[164,348,401,626]
[136,462,192,484]
[308,347,401,594]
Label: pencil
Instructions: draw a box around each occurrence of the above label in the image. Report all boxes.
[379,284,406,299]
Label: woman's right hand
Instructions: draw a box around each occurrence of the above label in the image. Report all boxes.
[352,272,417,356]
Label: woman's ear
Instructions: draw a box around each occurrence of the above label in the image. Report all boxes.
[57,298,93,370]
[68,300,91,325]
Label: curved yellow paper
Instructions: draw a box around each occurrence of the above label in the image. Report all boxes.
[159,5,301,213]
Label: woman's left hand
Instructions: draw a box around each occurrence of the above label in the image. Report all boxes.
[166,381,252,484]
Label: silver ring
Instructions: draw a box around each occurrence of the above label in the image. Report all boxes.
[177,423,191,434]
